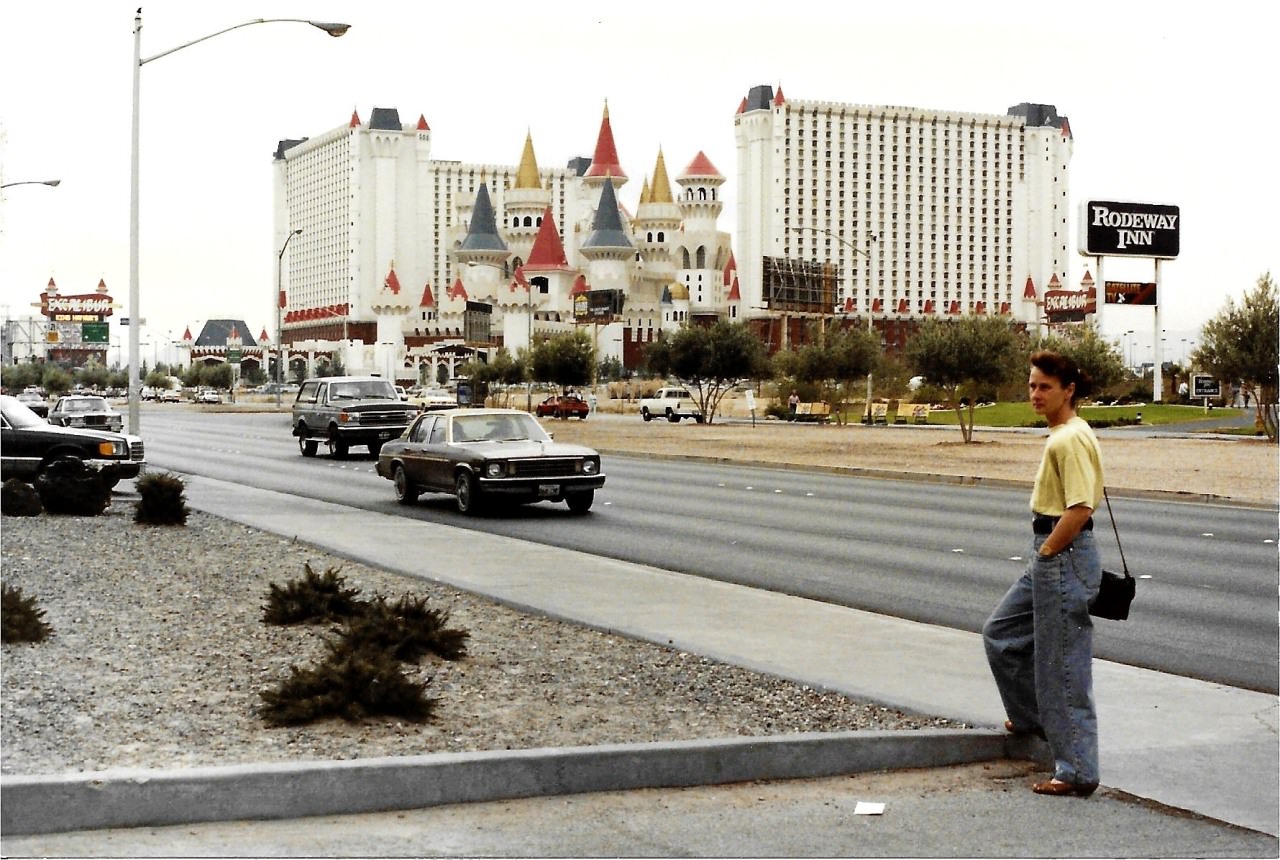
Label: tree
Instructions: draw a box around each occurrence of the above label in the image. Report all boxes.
[460,348,525,407]
[1193,273,1279,442]
[76,359,111,391]
[773,323,879,424]
[646,321,772,424]
[1031,323,1127,398]
[529,330,594,393]
[199,363,233,391]
[904,315,1020,442]
[41,366,73,396]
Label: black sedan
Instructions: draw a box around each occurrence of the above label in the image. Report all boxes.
[0,394,145,485]
[375,408,604,515]
[48,395,124,433]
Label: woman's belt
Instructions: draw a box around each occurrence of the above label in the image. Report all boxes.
[1032,514,1093,535]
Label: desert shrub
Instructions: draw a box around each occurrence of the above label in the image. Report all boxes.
[134,472,189,525]
[2,583,53,643]
[262,563,363,625]
[34,458,111,516]
[259,637,438,726]
[343,594,470,663]
[1,479,43,516]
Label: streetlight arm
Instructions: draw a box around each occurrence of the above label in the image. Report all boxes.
[140,18,349,66]
[1,179,61,189]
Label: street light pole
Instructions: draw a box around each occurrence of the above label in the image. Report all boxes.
[127,10,349,435]
[275,228,302,407]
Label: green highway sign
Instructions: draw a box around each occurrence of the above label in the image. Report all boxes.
[82,322,109,343]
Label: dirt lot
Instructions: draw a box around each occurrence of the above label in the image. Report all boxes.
[542,404,1277,508]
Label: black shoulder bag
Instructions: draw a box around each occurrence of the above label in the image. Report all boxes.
[1089,487,1136,620]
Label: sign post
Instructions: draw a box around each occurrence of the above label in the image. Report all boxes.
[1079,200,1180,402]
[1192,374,1221,413]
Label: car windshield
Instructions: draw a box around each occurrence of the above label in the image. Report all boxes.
[330,381,397,400]
[61,397,109,412]
[0,395,49,429]
[451,413,549,444]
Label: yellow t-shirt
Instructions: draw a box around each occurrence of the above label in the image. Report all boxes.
[1030,416,1104,516]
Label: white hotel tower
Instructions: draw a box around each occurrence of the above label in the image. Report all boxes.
[734,85,1073,346]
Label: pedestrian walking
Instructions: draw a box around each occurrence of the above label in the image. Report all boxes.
[788,390,800,418]
[983,350,1104,797]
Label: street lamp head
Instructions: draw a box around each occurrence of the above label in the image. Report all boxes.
[292,228,303,236]
[310,21,350,37]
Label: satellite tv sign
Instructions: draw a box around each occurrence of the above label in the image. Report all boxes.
[1079,200,1180,259]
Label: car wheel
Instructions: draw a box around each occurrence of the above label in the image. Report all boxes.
[393,464,419,505]
[454,471,482,515]
[554,409,563,419]
[667,409,680,423]
[578,411,588,420]
[566,490,594,514]
[298,432,318,458]
[695,415,705,424]
[327,429,348,459]
[642,408,652,422]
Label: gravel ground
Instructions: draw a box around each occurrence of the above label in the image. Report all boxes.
[1,503,961,776]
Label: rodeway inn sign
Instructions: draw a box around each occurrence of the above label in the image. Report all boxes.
[1079,200,1180,259]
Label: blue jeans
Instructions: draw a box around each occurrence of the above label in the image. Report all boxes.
[983,529,1102,785]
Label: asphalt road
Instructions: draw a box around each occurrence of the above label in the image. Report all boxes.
[141,408,1279,693]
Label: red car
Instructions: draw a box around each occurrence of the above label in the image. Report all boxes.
[536,394,590,419]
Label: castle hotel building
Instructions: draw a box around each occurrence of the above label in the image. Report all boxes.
[735,86,1072,348]
[270,85,1071,379]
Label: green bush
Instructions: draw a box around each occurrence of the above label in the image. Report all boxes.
[34,459,111,516]
[344,595,469,663]
[2,583,53,643]
[259,637,438,726]
[134,472,189,525]
[262,563,364,625]
[1,479,43,517]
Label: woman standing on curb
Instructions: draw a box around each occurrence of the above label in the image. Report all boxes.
[983,350,1104,797]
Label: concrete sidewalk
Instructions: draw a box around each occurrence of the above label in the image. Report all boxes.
[3,474,1277,855]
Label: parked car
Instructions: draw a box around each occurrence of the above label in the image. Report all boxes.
[159,388,182,402]
[638,387,704,423]
[375,408,604,515]
[196,389,222,404]
[535,394,590,420]
[48,395,124,433]
[410,387,458,412]
[15,391,48,418]
[292,376,420,459]
[1,394,144,486]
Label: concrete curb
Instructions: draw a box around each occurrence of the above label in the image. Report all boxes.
[1,728,1037,836]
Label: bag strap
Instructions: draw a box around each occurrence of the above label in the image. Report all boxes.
[1102,487,1129,575]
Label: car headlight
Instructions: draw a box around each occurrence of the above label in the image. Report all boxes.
[97,440,127,457]
[581,459,598,475]
[485,462,505,478]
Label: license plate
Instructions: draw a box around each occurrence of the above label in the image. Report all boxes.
[538,484,560,497]
[378,431,393,439]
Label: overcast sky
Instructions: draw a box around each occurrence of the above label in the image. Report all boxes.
[1,0,1275,367]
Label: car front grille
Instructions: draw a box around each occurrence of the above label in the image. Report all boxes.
[129,439,145,462]
[350,410,414,425]
[508,458,585,478]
